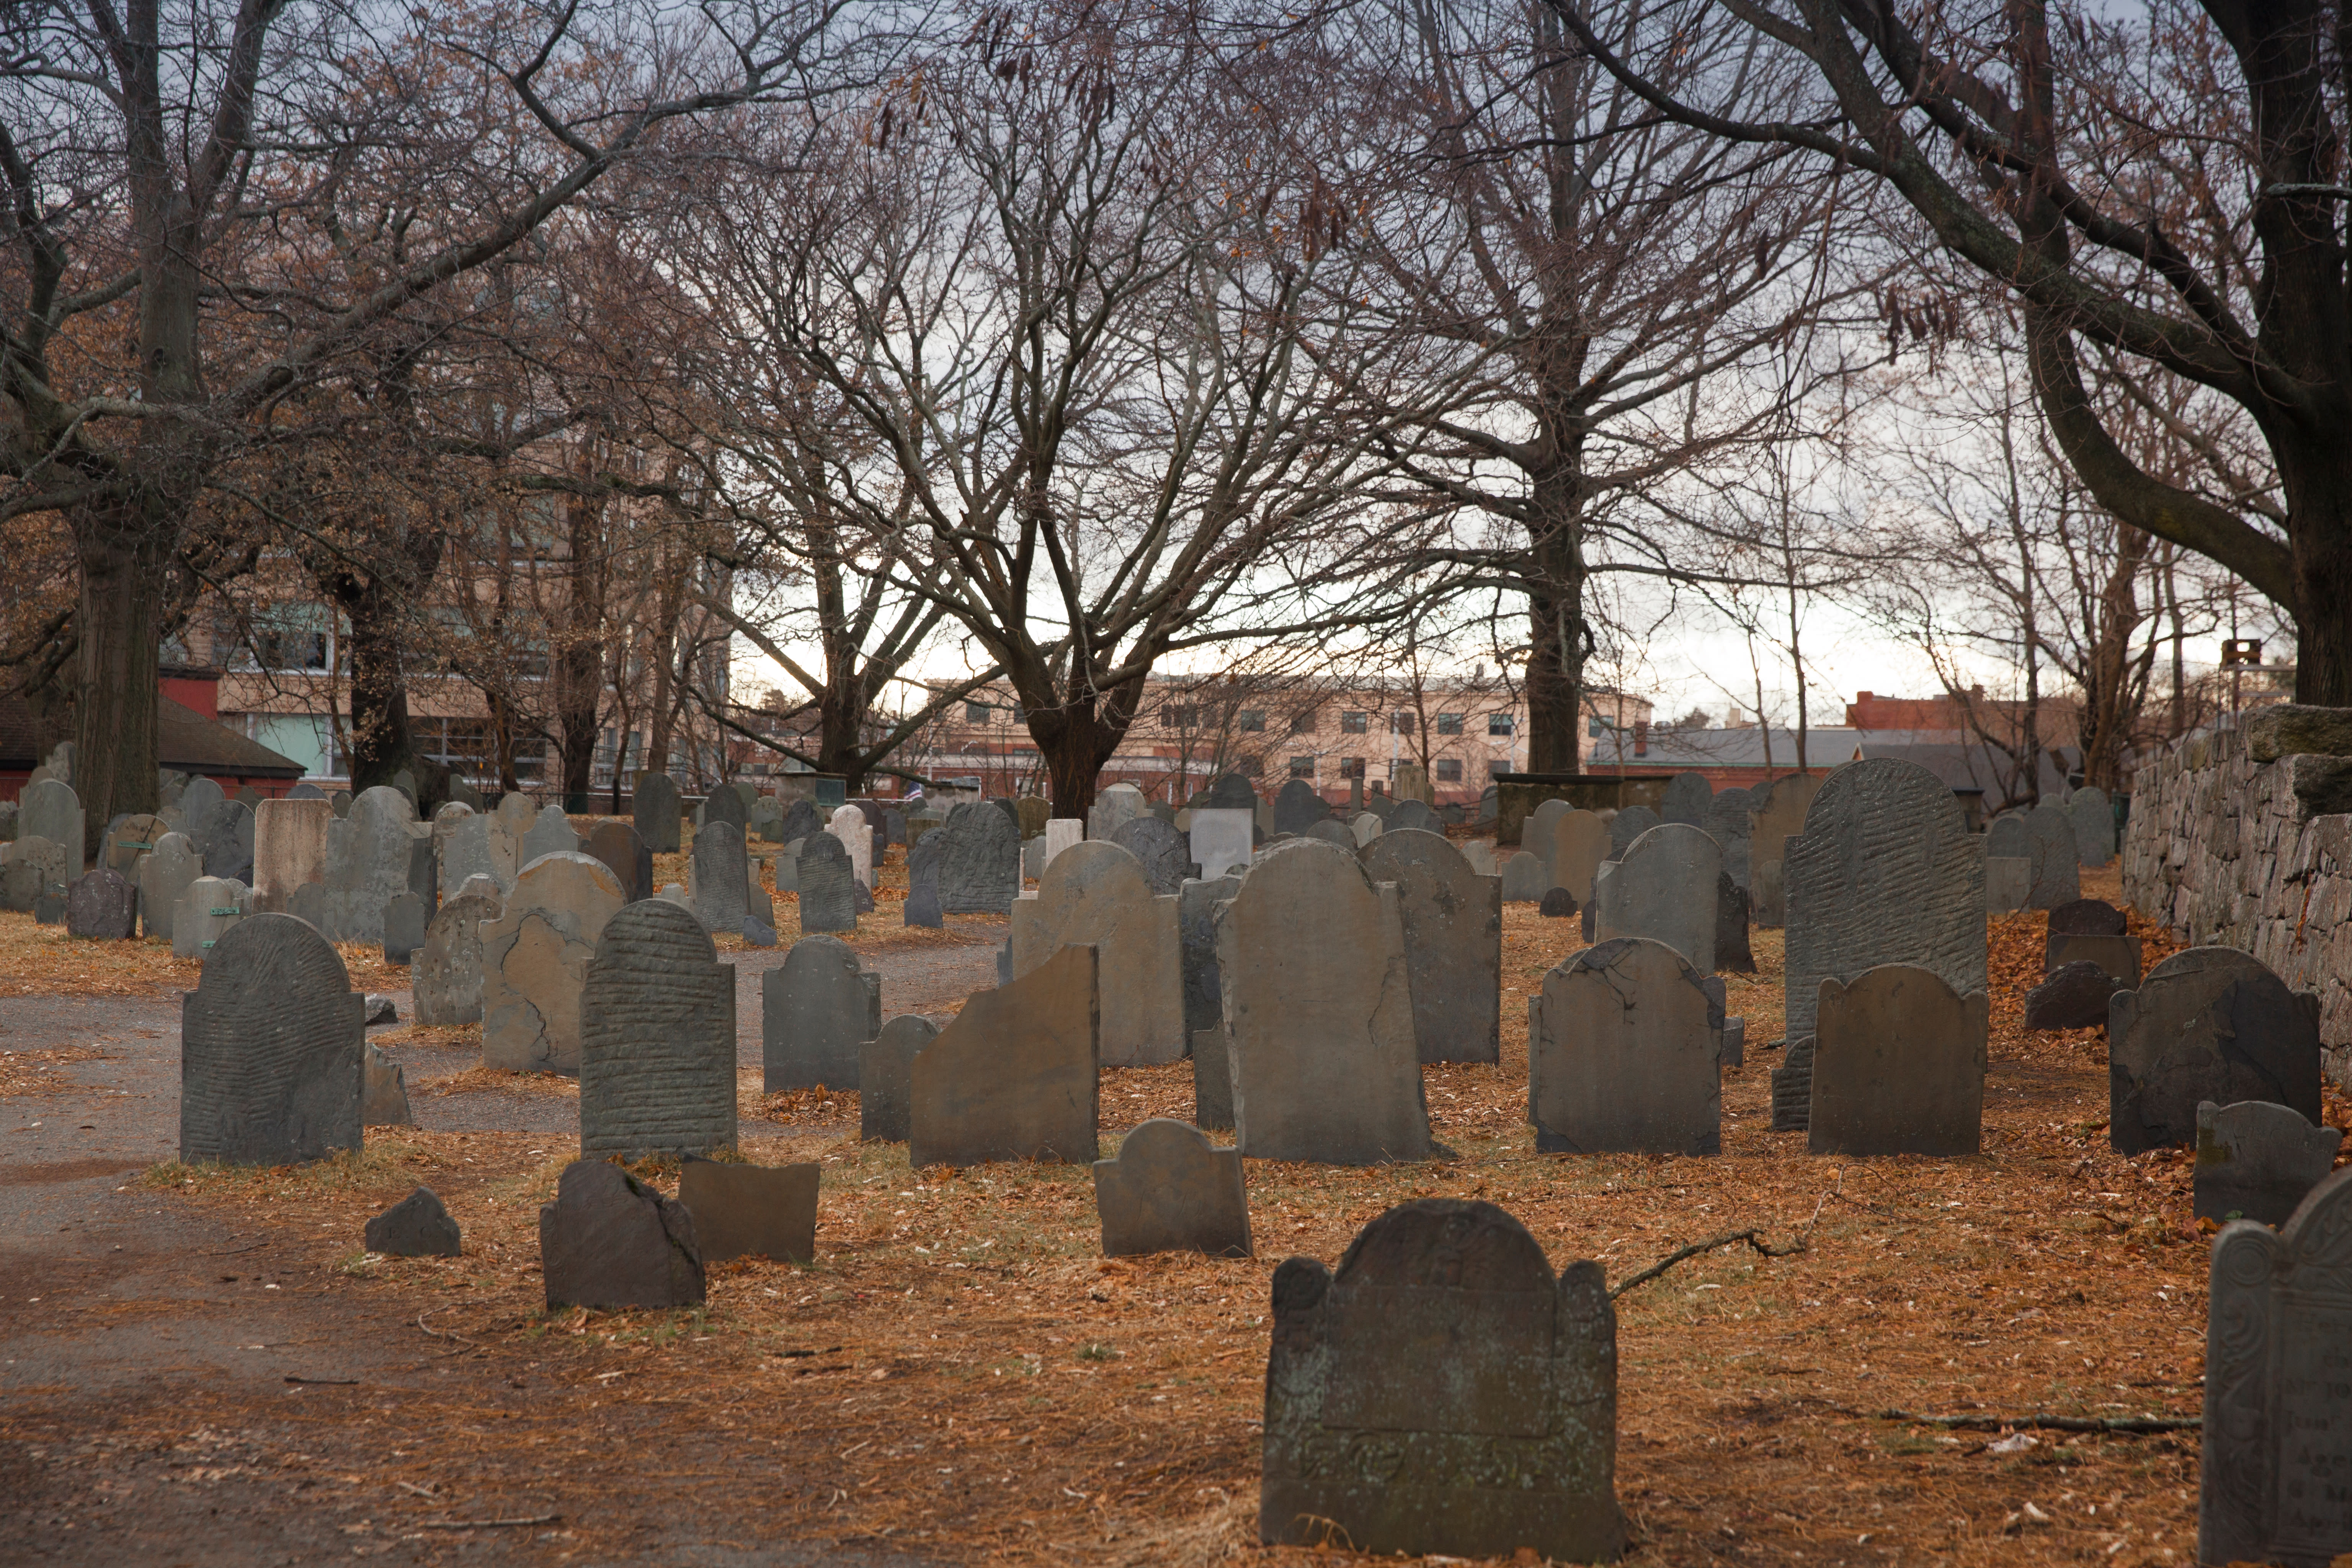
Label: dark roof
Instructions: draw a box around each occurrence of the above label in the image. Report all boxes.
[1851,733,2075,805]
[0,692,304,777]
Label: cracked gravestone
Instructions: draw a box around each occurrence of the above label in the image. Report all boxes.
[762,934,880,1092]
[2109,947,2321,1155]
[1360,828,1500,1065]
[909,944,1099,1169]
[1529,938,1720,1156]
[480,852,626,1074]
[858,1014,941,1142]
[1011,840,1182,1067]
[539,1160,706,1311]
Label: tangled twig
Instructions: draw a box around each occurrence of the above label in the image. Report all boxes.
[1609,1227,1808,1298]
[1876,1409,2199,1436]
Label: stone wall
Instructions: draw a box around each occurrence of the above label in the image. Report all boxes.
[2122,704,2352,1081]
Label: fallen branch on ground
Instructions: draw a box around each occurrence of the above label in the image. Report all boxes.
[1609,1228,1809,1298]
[415,1514,562,1530]
[1876,1409,2199,1435]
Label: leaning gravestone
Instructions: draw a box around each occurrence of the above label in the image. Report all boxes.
[1782,758,1984,1044]
[1499,850,1545,902]
[2069,785,2115,868]
[1088,781,1147,842]
[794,831,859,933]
[480,852,626,1074]
[1703,787,1755,892]
[909,944,1099,1169]
[1747,772,1823,928]
[1530,938,1720,1156]
[101,812,167,875]
[1261,1198,1626,1561]
[1808,963,1988,1156]
[1605,804,1659,858]
[936,800,1021,914]
[172,876,250,959]
[180,914,364,1164]
[1551,809,1610,904]
[383,892,425,965]
[137,831,200,941]
[1360,829,1500,1064]
[253,796,332,911]
[633,770,682,854]
[20,778,85,881]
[688,820,749,936]
[365,1187,461,1258]
[1594,822,1720,973]
[415,891,499,1026]
[521,803,578,864]
[1189,808,1254,881]
[320,786,418,944]
[902,831,944,928]
[539,1160,705,1311]
[2109,947,2321,1155]
[678,1160,819,1264]
[2023,803,2082,908]
[1216,841,1432,1164]
[1011,841,1183,1067]
[1094,1119,1251,1258]
[1661,771,1713,827]
[2198,1165,2352,1566]
[762,934,880,1091]
[584,820,651,904]
[859,1014,941,1142]
[580,899,738,1160]
[1108,815,1189,895]
[65,869,137,940]
[2194,1100,2342,1226]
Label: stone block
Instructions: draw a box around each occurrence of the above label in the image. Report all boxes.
[1094,1119,1250,1258]
[2241,702,2352,763]
[539,1160,705,1311]
[1550,809,1610,904]
[678,1159,818,1264]
[909,944,1099,1168]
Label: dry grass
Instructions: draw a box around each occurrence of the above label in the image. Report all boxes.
[422,1067,580,1100]
[0,1042,114,1096]
[0,913,201,997]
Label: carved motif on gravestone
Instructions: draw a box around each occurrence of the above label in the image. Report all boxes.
[762,934,880,1092]
[580,900,738,1160]
[1094,1119,1251,1258]
[1011,841,1183,1067]
[479,852,626,1074]
[858,1015,940,1142]
[908,944,1099,1169]
[1530,938,1720,1156]
[179,913,364,1164]
[936,801,1022,915]
[1807,963,1988,1157]
[2108,947,2321,1155]
[1360,828,1500,1065]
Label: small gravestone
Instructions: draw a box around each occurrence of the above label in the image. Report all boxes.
[689,820,749,936]
[1530,938,1720,1155]
[1985,856,2030,912]
[366,1187,461,1256]
[762,934,880,1091]
[65,869,137,939]
[2069,786,2115,868]
[936,800,1021,914]
[1011,841,1183,1067]
[1361,829,1500,1064]
[2194,1100,2342,1226]
[634,771,682,853]
[1193,1026,1234,1131]
[909,944,1099,1168]
[180,914,364,1164]
[580,900,737,1160]
[1261,1198,1626,1561]
[1539,885,1578,919]
[2024,960,2123,1029]
[583,821,651,903]
[1014,794,1051,838]
[2198,1165,2352,1565]
[1189,808,1254,881]
[102,812,166,875]
[1703,787,1754,890]
[480,852,627,1074]
[1605,804,1659,857]
[2049,896,2127,935]
[137,832,200,940]
[1305,818,1354,848]
[2109,947,2321,1154]
[287,782,323,801]
[330,789,352,818]
[382,892,425,965]
[1088,781,1147,841]
[1021,835,1045,880]
[794,831,859,933]
[1094,1119,1251,1258]
[172,875,250,958]
[698,785,747,837]
[1108,815,1189,895]
[1722,1016,1746,1067]
[1550,809,1610,904]
[858,1014,940,1141]
[903,831,945,927]
[181,776,225,829]
[1770,1037,1815,1130]
[1,835,63,913]
[1808,964,1988,1156]
[434,805,496,897]
[521,804,578,865]
[252,797,332,911]
[415,891,497,1026]
[1594,822,1719,972]
[1662,771,1713,827]
[1499,851,1545,902]
[678,1160,818,1264]
[1715,874,1754,973]
[20,779,85,880]
[539,1160,705,1311]
[1349,810,1382,847]
[776,797,825,848]
[1387,798,1441,835]
[192,797,255,885]
[829,804,874,888]
[2024,804,2082,907]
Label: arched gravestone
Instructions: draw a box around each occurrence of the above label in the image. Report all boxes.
[192,797,255,885]
[795,831,858,933]
[1808,963,1988,1156]
[1604,805,1659,858]
[909,944,1099,1169]
[1594,822,1720,973]
[633,770,682,854]
[762,934,880,1091]
[521,803,578,864]
[1524,797,1570,853]
[1782,758,1984,1044]
[2024,803,2082,907]
[1011,841,1183,1067]
[1498,850,1546,902]
[415,891,499,1026]
[1011,794,1049,839]
[486,793,537,885]
[1661,771,1714,827]
[253,797,331,911]
[321,786,418,944]
[2069,786,2115,867]
[103,812,168,875]
[1214,840,1432,1164]
[1107,815,1189,896]
[1272,777,1329,835]
[1260,1198,1627,1561]
[1360,829,1500,1065]
[287,782,324,801]
[584,820,652,904]
[180,776,226,831]
[1203,773,1257,812]
[776,797,825,848]
[179,913,364,1165]
[2108,947,2321,1155]
[936,800,1021,915]
[1088,781,1147,841]
[138,831,200,941]
[697,784,748,836]
[829,805,874,888]
[579,900,738,1160]
[2198,1165,2352,1566]
[1530,938,1720,1156]
[859,1014,940,1142]
[66,868,137,939]
[172,875,250,958]
[480,851,626,1074]
[2194,1100,2341,1226]
[1704,787,1755,892]
[1548,808,1610,904]
[1348,810,1382,847]
[1094,1119,1251,1258]
[1305,818,1354,848]
[434,803,495,897]
[21,778,85,880]
[1387,798,1441,836]
[1747,772,1823,927]
[689,820,749,935]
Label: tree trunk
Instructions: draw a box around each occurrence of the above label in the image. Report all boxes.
[1027,674,1140,819]
[555,492,608,812]
[69,508,172,862]
[2279,430,2352,706]
[1523,475,1588,774]
[341,581,428,800]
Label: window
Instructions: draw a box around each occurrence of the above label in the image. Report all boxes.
[1012,704,1026,725]
[1487,758,1512,778]
[1341,710,1368,734]
[966,702,991,724]
[1165,704,1198,730]
[1489,712,1516,736]
[1236,710,1264,732]
[1435,758,1463,782]
[1436,712,1463,735]
[1339,756,1366,779]
[1235,753,1262,776]
[1392,710,1416,735]
[1290,707,1318,733]
[1289,756,1316,779]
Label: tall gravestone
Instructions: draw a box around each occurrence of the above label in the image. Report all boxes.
[1808,964,1988,1156]
[1180,872,1241,1045]
[1531,938,1720,1155]
[2108,947,2321,1154]
[909,944,1099,1168]
[1094,1119,1251,1258]
[1215,841,1431,1163]
[1261,1199,1626,1561]
[20,779,85,881]
[480,852,626,1074]
[1783,759,1984,1044]
[2068,786,2115,868]
[321,786,419,944]
[1088,781,1147,841]
[762,934,880,1091]
[902,831,945,927]
[1703,787,1755,892]
[1011,841,1183,1067]
[584,820,652,903]
[698,784,748,838]
[1747,772,1823,928]
[633,771,682,854]
[1550,809,1610,903]
[253,797,333,912]
[179,914,364,1164]
[137,831,200,941]
[416,890,499,1026]
[1108,815,1189,895]
[689,820,750,936]
[795,831,859,933]
[1524,797,1570,853]
[1360,828,1500,1064]
[1661,772,1713,827]
[858,1014,940,1142]
[936,800,1021,914]
[1594,822,1720,973]
[2024,803,2082,907]
[580,899,738,1160]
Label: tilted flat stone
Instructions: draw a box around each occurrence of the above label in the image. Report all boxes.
[583,821,651,903]
[2194,1099,2342,1226]
[479,852,626,1074]
[579,900,737,1160]
[1746,773,1822,927]
[2109,946,2321,1154]
[2024,960,2123,1030]
[253,797,332,911]
[180,913,364,1165]
[794,831,859,933]
[678,1159,818,1264]
[633,771,682,853]
[539,1160,705,1311]
[1530,938,1720,1156]
[1108,815,1189,895]
[1094,1119,1250,1258]
[1360,829,1500,1064]
[1011,841,1182,1067]
[936,801,1021,915]
[1261,1198,1626,1562]
[65,869,136,939]
[1662,771,1713,827]
[909,944,1099,1168]
[415,892,498,1026]
[762,934,880,1092]
[365,1187,460,1257]
[137,832,199,941]
[1594,822,1719,972]
[858,1014,940,1142]
[2044,931,2141,983]
[1808,964,1988,1157]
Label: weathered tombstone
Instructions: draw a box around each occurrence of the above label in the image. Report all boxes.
[1192,1025,1234,1132]
[1020,835,1045,881]
[383,892,425,964]
[1360,829,1500,1065]
[1261,1198,1626,1561]
[286,782,323,801]
[434,804,495,898]
[2049,896,2128,936]
[479,852,626,1074]
[1086,781,1146,841]
[32,879,63,924]
[827,804,874,889]
[1216,841,1432,1164]
[284,880,329,933]
[858,1014,940,1141]
[65,869,137,939]
[1303,819,1353,849]
[1387,798,1441,836]
[1267,777,1329,838]
[2014,803,2080,908]
[1204,774,1256,812]
[1180,872,1241,1041]
[1094,1119,1251,1258]
[172,875,250,959]
[1544,885,1580,921]
[1011,841,1183,1067]
[1594,822,1720,972]
[2198,1165,2352,1565]
[1782,758,1985,1045]
[1000,793,1041,838]
[1522,797,1570,853]
[485,793,538,886]
[883,807,908,848]
[137,831,200,941]
[1662,771,1713,827]
[415,892,498,1026]
[1498,850,1546,902]
[902,831,944,928]
[1605,804,1659,857]
[776,797,825,848]
[762,934,880,1091]
[189,797,256,886]
[1550,809,1610,904]
[316,786,420,944]
[689,820,750,936]
[102,812,167,875]
[579,900,737,1160]
[633,770,682,854]
[330,789,352,818]
[362,1040,412,1125]
[2194,1100,2342,1227]
[2068,785,2115,868]
[180,776,225,828]
[1040,816,1083,872]
[678,1160,818,1264]
[2109,947,2321,1154]
[252,796,332,912]
[1107,815,1189,895]
[697,784,748,837]
[1986,856,2030,913]
[539,1160,705,1311]
[1715,873,1754,973]
[794,830,859,933]
[1702,787,1755,891]
[1746,772,1823,927]
[583,821,651,904]
[365,1187,460,1258]
[909,944,1099,1168]
[1808,964,1988,1156]
[1348,810,1383,847]
[1189,807,1254,881]
[387,771,417,807]
[1530,937,1720,1155]
[20,778,85,881]
[936,800,1021,915]
[2024,960,2123,1029]
[2045,931,2142,985]
[179,913,364,1164]
[521,803,579,864]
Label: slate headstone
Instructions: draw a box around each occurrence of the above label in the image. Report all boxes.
[678,1160,818,1264]
[858,1014,940,1142]
[1360,829,1500,1065]
[65,868,137,939]
[1192,1026,1234,1132]
[172,875,250,959]
[697,784,747,837]
[415,891,498,1026]
[1387,798,1441,835]
[634,771,682,854]
[883,807,907,848]
[829,804,874,889]
[1107,815,1189,895]
[902,830,944,928]
[689,820,749,936]
[2049,897,2128,936]
[180,776,225,829]
[2109,947,2321,1154]
[1179,872,1241,1044]
[179,913,364,1164]
[1594,822,1720,972]
[1532,931,1725,1157]
[321,787,418,944]
[1499,850,1545,902]
[762,934,880,1092]
[1523,797,1570,852]
[1747,772,1822,927]
[1550,809,1610,903]
[1305,819,1354,848]
[1011,841,1183,1067]
[580,899,738,1160]
[1605,804,1659,857]
[776,797,825,849]
[383,891,425,965]
[2194,1100,2342,1227]
[2069,785,2115,868]
[909,944,1099,1168]
[1808,963,1988,1157]
[330,789,352,818]
[936,800,1021,915]
[1769,1036,1814,1132]
[584,821,652,904]
[1204,774,1257,811]
[365,1187,461,1257]
[1715,872,1754,974]
[539,1160,705,1311]
[1661,771,1713,827]
[137,831,200,941]
[2024,960,2123,1030]
[288,782,324,801]
[2045,931,2141,985]
[1703,787,1755,891]
[1985,856,2030,913]
[19,779,85,881]
[1094,1119,1251,1258]
[1014,794,1051,838]
[2023,804,2082,908]
[192,797,255,885]
[794,831,858,933]
[1540,885,1578,920]
[480,852,627,1074]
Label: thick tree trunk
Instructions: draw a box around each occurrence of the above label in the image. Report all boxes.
[1027,674,1141,819]
[1522,473,1588,774]
[70,510,171,862]
[2280,432,2352,707]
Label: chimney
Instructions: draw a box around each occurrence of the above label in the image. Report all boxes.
[1633,720,1649,757]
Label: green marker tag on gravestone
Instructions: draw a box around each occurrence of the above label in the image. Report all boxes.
[209,907,239,917]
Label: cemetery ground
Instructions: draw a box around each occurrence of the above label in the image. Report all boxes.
[4,843,2345,1566]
